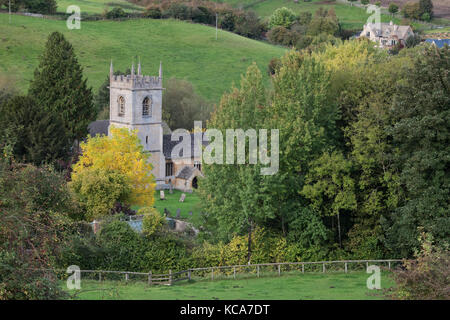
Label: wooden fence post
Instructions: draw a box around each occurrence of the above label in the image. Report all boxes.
[188,269,191,281]
[278,264,281,276]
[169,269,173,285]
[99,272,102,282]
[257,265,260,278]
[388,261,391,270]
[323,263,326,273]
[233,267,236,279]
[366,261,369,270]
[345,262,348,273]
[148,271,152,286]
[125,273,129,281]
[211,268,214,281]
[302,263,304,273]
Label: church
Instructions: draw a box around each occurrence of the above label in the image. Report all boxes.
[88,61,204,192]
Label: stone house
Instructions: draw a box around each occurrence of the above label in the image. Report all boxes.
[359,21,414,48]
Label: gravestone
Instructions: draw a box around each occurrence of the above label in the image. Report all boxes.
[179,193,186,202]
[164,208,171,217]
[160,190,165,200]
[176,208,181,219]
[169,183,173,194]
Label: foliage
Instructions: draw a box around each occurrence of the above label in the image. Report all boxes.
[403,2,421,20]
[69,169,131,221]
[105,7,127,19]
[71,127,156,210]
[28,31,95,144]
[140,207,164,236]
[96,220,141,271]
[388,3,399,15]
[301,151,357,247]
[307,7,339,36]
[405,34,421,48]
[267,57,281,76]
[383,45,450,257]
[23,0,56,14]
[0,95,70,165]
[268,7,297,29]
[418,0,433,19]
[163,78,211,130]
[386,233,449,300]
[0,162,76,299]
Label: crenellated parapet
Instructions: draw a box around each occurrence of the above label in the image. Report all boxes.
[110,74,162,89]
[109,60,163,90]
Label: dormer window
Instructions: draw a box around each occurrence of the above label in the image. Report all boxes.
[118,96,125,116]
[143,96,152,117]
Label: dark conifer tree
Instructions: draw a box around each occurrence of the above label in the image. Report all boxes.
[29,31,95,144]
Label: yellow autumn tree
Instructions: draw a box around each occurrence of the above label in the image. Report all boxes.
[71,126,155,212]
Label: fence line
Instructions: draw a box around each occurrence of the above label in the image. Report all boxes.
[40,259,405,286]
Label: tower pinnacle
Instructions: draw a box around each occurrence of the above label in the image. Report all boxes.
[138,58,142,76]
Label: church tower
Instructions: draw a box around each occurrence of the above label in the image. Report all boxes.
[109,60,165,185]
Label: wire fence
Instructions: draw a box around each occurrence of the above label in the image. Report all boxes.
[39,259,405,286]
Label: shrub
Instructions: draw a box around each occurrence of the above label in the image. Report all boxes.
[140,207,164,236]
[405,34,421,48]
[234,10,266,39]
[219,10,236,31]
[165,3,190,20]
[421,12,431,22]
[143,6,162,19]
[361,0,369,5]
[191,6,214,24]
[267,57,281,76]
[268,7,297,29]
[96,220,140,271]
[267,26,296,46]
[403,2,421,20]
[106,7,127,19]
[389,3,399,15]
[23,0,57,14]
[386,233,450,300]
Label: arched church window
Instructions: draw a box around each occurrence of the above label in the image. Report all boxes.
[143,96,152,117]
[118,96,125,116]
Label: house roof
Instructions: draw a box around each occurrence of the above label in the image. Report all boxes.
[425,39,450,48]
[363,22,412,40]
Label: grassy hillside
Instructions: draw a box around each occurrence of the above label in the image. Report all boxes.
[69,272,393,300]
[55,0,143,14]
[215,0,427,29]
[0,14,286,102]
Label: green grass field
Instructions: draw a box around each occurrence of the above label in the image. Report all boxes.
[0,13,286,102]
[68,272,393,299]
[132,189,201,220]
[56,0,143,14]
[215,0,441,30]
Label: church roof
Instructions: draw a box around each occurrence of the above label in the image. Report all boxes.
[88,120,109,137]
[163,133,208,159]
